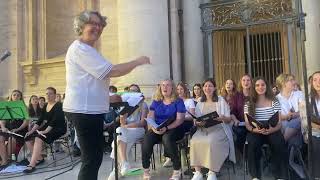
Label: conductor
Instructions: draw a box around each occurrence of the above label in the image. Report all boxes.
[63,10,150,180]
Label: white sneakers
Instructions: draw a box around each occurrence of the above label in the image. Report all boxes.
[191,171,217,180]
[169,170,182,180]
[252,178,260,180]
[163,158,173,167]
[191,171,203,180]
[207,171,217,180]
[107,170,115,180]
[107,161,130,180]
[120,161,130,176]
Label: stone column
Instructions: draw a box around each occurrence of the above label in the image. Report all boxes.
[182,0,208,86]
[0,1,21,97]
[169,0,182,82]
[101,0,171,96]
[302,0,320,75]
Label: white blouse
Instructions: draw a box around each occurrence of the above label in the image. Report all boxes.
[63,40,113,114]
[276,90,304,115]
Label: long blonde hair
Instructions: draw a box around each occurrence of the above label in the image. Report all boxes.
[153,79,177,102]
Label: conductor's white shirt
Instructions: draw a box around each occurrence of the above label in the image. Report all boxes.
[63,40,113,114]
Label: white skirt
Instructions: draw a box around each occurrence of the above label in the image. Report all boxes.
[110,127,145,159]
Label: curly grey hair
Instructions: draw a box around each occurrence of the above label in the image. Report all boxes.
[73,10,107,36]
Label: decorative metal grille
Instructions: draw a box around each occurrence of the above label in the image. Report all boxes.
[201,0,298,31]
[201,0,301,86]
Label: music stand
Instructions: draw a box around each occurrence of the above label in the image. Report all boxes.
[109,101,142,180]
[0,100,28,161]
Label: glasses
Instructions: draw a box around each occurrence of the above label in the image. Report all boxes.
[86,21,105,28]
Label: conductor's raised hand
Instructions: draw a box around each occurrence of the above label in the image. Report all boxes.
[136,56,151,65]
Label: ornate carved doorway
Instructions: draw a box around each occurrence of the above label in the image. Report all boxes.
[200,0,303,87]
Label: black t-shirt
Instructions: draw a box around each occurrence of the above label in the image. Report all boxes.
[36,102,66,132]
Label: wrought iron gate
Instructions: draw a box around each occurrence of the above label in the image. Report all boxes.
[200,0,304,87]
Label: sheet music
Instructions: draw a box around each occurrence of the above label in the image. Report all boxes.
[121,93,143,107]
[145,118,159,129]
[36,130,47,138]
[7,131,23,138]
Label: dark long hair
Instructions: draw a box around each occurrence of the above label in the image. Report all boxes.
[200,78,219,102]
[192,83,203,99]
[310,71,320,100]
[248,77,275,117]
[28,95,41,118]
[129,84,141,93]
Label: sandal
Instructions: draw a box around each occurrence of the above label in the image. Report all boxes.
[169,170,182,180]
[0,163,9,170]
[36,159,45,166]
[23,165,36,173]
[143,169,151,180]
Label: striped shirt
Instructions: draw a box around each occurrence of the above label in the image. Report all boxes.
[244,100,281,121]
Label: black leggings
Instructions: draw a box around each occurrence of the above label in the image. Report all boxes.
[142,125,184,170]
[312,136,320,178]
[247,130,288,179]
[66,113,104,180]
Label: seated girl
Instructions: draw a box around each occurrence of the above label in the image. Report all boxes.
[23,87,67,173]
[300,71,320,179]
[108,84,148,178]
[276,74,304,145]
[245,77,288,180]
[142,79,186,180]
[162,82,195,167]
[190,78,235,180]
[0,90,29,169]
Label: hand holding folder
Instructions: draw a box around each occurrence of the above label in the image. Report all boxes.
[187,111,221,128]
[145,117,175,131]
[246,111,279,129]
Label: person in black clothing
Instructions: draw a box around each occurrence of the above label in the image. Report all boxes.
[0,90,29,169]
[23,87,67,173]
[25,95,44,155]
[38,96,46,110]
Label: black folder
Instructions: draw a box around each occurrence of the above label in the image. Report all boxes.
[145,117,175,131]
[246,111,279,129]
[110,101,142,117]
[187,111,221,128]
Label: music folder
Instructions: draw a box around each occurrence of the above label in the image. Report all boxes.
[246,111,279,129]
[187,111,221,128]
[110,102,141,117]
[145,117,175,131]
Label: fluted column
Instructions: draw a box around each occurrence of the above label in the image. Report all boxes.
[183,0,209,85]
[101,0,171,96]
[302,0,320,76]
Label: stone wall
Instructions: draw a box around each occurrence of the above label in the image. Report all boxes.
[0,0,23,98]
